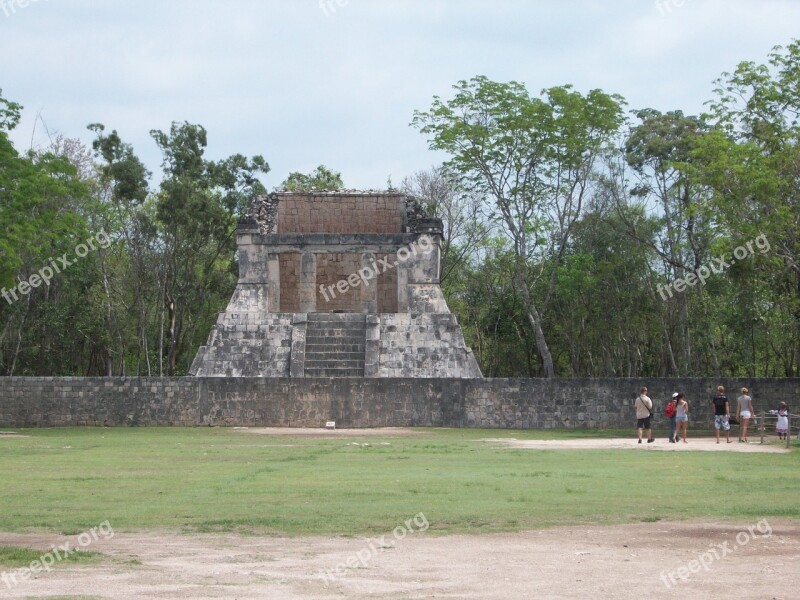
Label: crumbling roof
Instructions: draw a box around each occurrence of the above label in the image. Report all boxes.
[239,190,439,235]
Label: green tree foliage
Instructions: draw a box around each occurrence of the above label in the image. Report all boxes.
[413,77,625,377]
[696,41,800,375]
[422,43,799,377]
[1,94,270,376]
[0,90,95,374]
[151,122,268,374]
[88,124,154,374]
[400,167,487,285]
[279,165,343,192]
[0,91,88,290]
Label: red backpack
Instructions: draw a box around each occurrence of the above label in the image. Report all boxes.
[665,401,677,418]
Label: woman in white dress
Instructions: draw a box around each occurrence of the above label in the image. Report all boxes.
[770,402,790,441]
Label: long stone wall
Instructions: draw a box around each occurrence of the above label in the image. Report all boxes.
[1,377,798,430]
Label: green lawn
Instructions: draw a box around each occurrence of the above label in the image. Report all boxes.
[0,427,796,536]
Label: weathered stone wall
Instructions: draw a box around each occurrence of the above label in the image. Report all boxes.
[376,253,398,313]
[278,253,301,312]
[376,314,481,378]
[2,377,797,430]
[276,193,405,234]
[190,314,293,377]
[316,253,365,312]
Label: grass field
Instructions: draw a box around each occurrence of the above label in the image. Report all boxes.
[0,427,797,537]
[0,545,102,567]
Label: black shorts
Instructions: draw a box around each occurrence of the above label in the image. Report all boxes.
[637,416,652,429]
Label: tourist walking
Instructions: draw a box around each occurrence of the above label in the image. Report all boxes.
[711,385,731,444]
[665,392,678,443]
[675,392,689,443]
[635,386,654,444]
[737,387,755,443]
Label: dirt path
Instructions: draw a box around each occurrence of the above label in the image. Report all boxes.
[236,427,426,437]
[1,520,797,599]
[483,436,791,452]
[237,428,792,452]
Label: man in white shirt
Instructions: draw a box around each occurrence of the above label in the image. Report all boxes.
[635,386,654,444]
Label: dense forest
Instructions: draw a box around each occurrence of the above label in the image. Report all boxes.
[1,42,798,378]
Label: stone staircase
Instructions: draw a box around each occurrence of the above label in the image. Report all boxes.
[304,313,367,377]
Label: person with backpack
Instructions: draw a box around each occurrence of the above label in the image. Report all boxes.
[635,386,654,444]
[665,392,678,443]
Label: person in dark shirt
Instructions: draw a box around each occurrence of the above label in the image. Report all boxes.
[711,385,731,444]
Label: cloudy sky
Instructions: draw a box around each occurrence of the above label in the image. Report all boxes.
[2,0,799,190]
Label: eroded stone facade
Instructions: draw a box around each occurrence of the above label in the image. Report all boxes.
[190,191,482,378]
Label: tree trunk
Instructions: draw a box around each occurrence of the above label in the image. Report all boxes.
[514,267,556,378]
[158,282,165,377]
[9,295,31,376]
[37,284,49,375]
[165,292,177,376]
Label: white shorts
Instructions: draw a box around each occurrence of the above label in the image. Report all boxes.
[740,411,752,419]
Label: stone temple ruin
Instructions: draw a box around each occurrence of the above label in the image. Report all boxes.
[190,191,482,378]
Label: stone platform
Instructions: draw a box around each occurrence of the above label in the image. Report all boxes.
[189,191,481,378]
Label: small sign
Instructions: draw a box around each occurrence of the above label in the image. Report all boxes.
[325,421,336,430]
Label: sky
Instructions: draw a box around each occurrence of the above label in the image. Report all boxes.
[1,0,799,190]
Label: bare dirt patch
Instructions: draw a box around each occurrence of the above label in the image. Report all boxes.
[234,426,426,438]
[483,436,791,453]
[1,520,797,599]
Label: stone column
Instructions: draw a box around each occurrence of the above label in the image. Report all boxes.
[361,251,378,314]
[299,251,317,313]
[289,314,307,378]
[267,253,280,313]
[396,252,409,313]
[364,314,381,377]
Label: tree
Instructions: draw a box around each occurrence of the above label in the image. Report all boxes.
[88,124,155,374]
[0,90,95,375]
[0,90,87,290]
[697,41,800,375]
[279,165,343,192]
[150,122,268,374]
[400,167,487,284]
[549,201,662,376]
[413,77,625,377]
[609,109,719,374]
